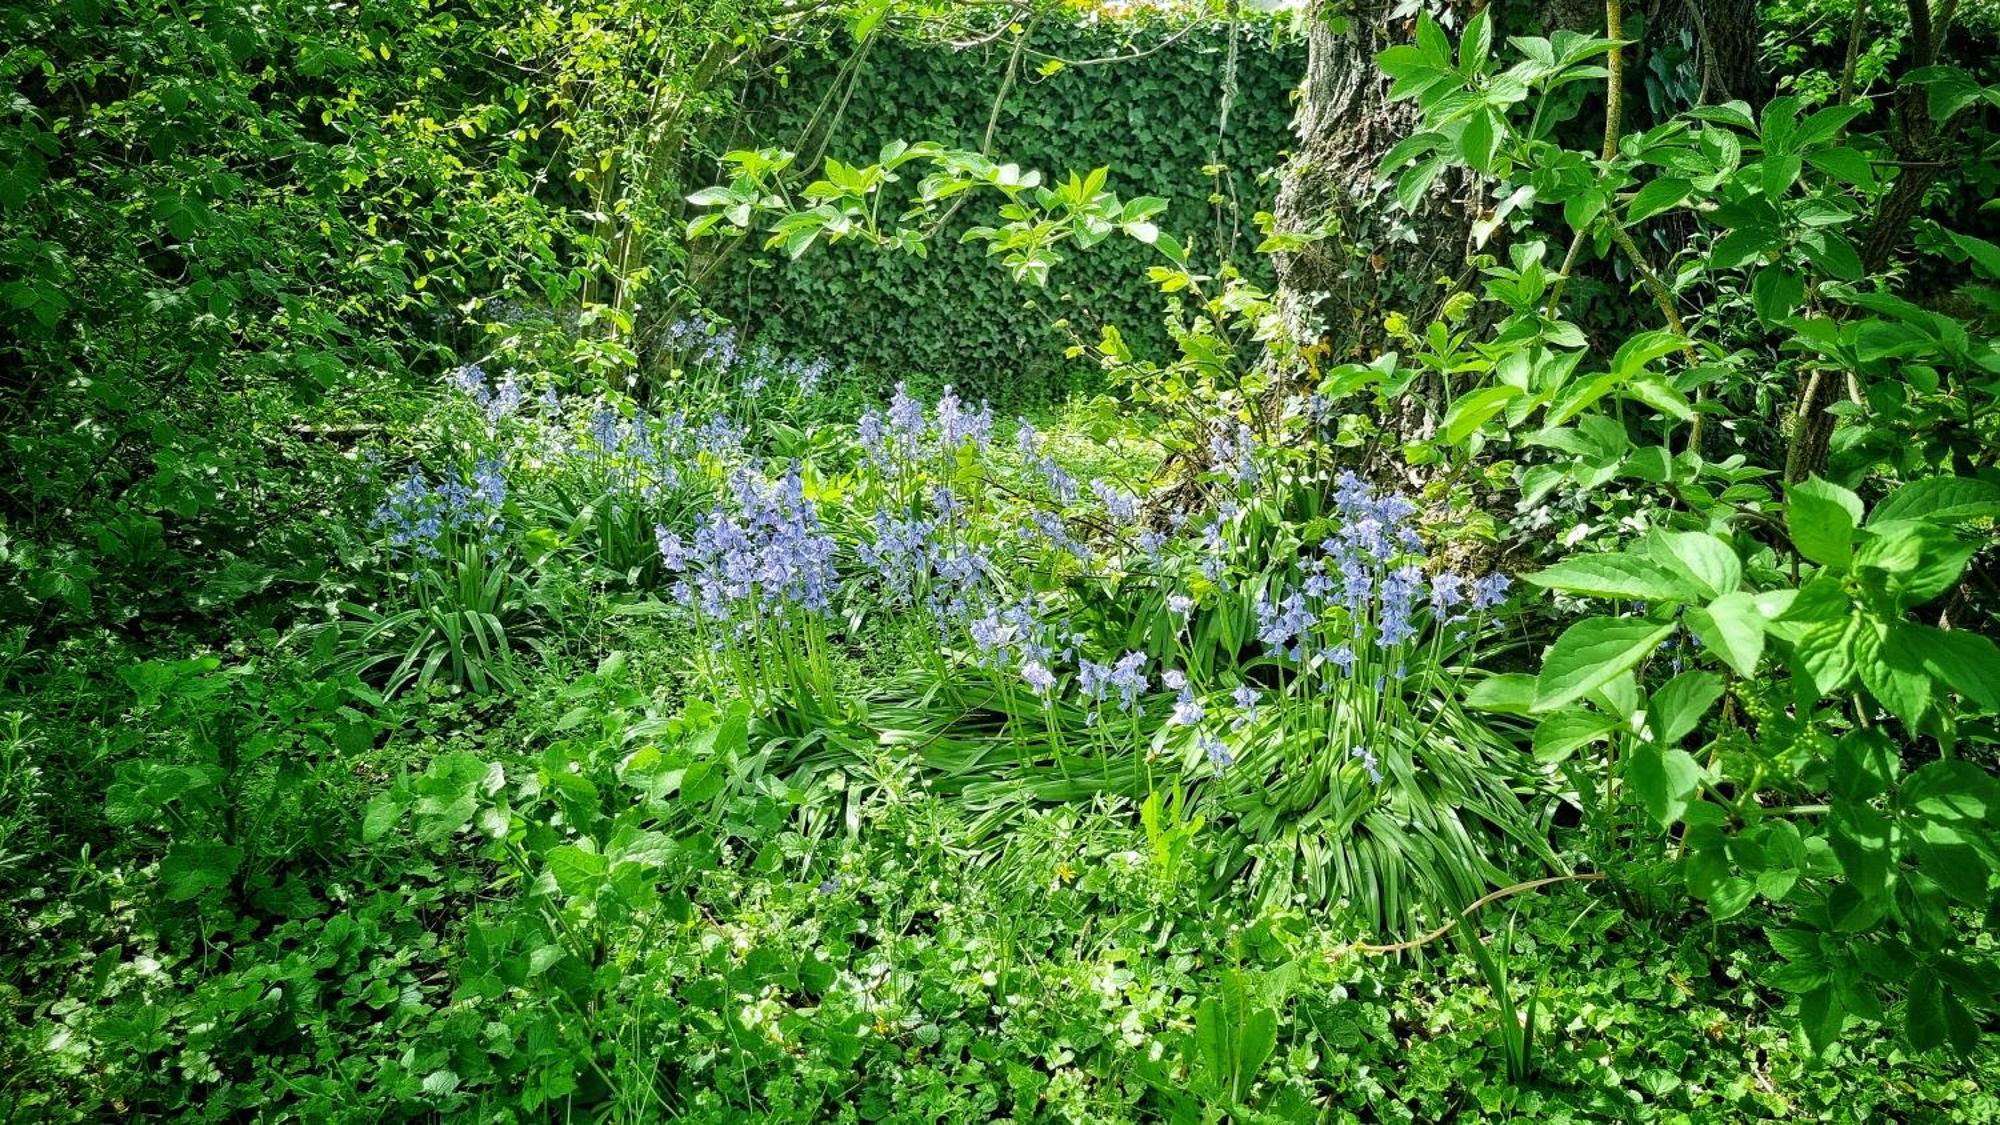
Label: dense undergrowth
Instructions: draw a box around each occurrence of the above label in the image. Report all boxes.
[5,0,2000,1122]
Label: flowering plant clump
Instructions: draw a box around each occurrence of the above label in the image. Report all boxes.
[348,329,1543,929]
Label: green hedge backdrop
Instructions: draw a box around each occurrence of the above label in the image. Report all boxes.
[697,16,1304,405]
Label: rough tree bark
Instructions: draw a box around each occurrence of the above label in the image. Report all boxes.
[1270,4,1473,454]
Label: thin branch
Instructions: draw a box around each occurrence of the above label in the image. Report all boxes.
[1338,873,1608,957]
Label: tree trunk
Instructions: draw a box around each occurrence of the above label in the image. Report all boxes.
[1270,11,1470,358]
[1270,8,1473,458]
[1785,0,1963,483]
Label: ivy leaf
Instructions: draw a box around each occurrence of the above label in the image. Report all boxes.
[1534,618,1676,712]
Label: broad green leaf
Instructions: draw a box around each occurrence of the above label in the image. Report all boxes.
[547,844,609,896]
[1647,671,1724,745]
[1796,611,1863,695]
[1687,592,1765,677]
[1464,672,1539,714]
[1441,384,1521,443]
[1907,625,2000,711]
[1785,477,1863,568]
[1947,230,2000,279]
[1534,617,1676,712]
[1626,177,1692,223]
[1532,709,1618,764]
[1654,532,1741,598]
[1870,476,2000,526]
[1527,552,1699,601]
[1859,621,1933,726]
[1628,744,1703,826]
[160,842,243,902]
[362,791,406,842]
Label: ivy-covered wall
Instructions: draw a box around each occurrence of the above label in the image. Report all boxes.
[699,17,1304,405]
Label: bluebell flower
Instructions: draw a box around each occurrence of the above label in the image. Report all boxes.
[1349,746,1382,785]
[1472,572,1512,610]
[1020,659,1056,695]
[1109,650,1148,712]
[1430,572,1467,618]
[1092,480,1138,523]
[450,362,488,408]
[487,370,522,422]
[1199,732,1233,770]
[1231,683,1260,729]
[1208,421,1257,485]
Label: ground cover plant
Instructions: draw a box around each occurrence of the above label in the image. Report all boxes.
[3,0,1999,1121]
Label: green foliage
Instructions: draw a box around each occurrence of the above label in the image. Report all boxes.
[1497,476,2000,1055]
[700,15,1302,400]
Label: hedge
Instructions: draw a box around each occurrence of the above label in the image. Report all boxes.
[698,15,1304,406]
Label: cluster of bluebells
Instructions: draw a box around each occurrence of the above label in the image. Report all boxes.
[372,457,508,561]
[664,316,841,398]
[581,402,745,500]
[655,464,837,635]
[1208,421,1258,486]
[855,503,998,640]
[1253,472,1512,670]
[859,382,995,477]
[1014,419,1080,503]
[663,316,743,374]
[449,363,524,425]
[1077,651,1150,725]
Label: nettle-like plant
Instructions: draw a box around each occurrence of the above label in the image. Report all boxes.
[1367,7,1999,494]
[1362,6,2000,1058]
[1469,475,2000,1054]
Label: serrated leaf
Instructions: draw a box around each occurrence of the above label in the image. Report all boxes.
[1626,177,1693,223]
[1628,744,1703,826]
[1527,553,1699,601]
[1786,477,1862,568]
[1532,710,1618,764]
[1534,617,1676,712]
[1647,671,1724,745]
[1654,532,1742,598]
